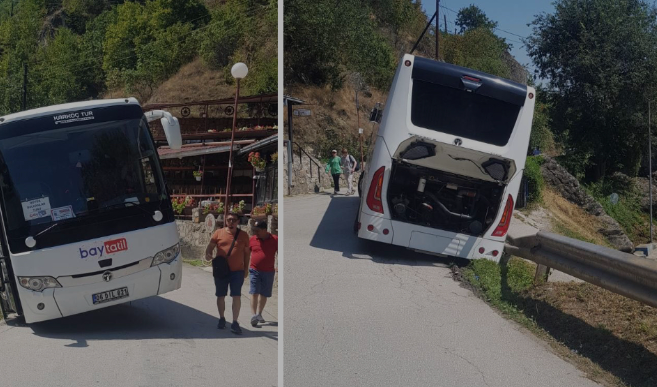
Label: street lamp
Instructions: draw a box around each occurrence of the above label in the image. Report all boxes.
[224,62,248,221]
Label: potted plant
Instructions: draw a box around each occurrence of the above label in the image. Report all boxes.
[271,152,278,164]
[251,205,267,220]
[232,200,246,214]
[193,170,203,181]
[171,196,195,215]
[248,152,267,172]
[265,203,272,215]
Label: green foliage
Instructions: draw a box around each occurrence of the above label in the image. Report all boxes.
[527,0,657,181]
[199,1,247,69]
[284,0,402,89]
[528,86,556,154]
[443,28,510,79]
[455,4,498,34]
[199,0,277,94]
[0,0,272,115]
[462,257,536,306]
[585,180,650,243]
[524,156,545,204]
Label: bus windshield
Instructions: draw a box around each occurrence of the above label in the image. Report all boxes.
[0,105,171,253]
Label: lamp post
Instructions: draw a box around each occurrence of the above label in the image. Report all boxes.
[224,62,248,221]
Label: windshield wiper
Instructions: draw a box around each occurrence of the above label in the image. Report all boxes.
[32,202,153,241]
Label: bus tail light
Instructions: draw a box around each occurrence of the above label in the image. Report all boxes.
[366,167,386,214]
[18,276,61,292]
[151,243,181,266]
[492,195,514,237]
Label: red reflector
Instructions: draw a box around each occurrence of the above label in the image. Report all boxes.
[367,225,374,232]
[366,167,386,214]
[528,92,534,99]
[463,75,481,82]
[478,247,485,254]
[383,229,389,235]
[492,250,499,257]
[492,195,514,237]
[404,60,411,67]
[358,222,361,230]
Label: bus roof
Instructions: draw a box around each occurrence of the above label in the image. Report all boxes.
[0,98,140,125]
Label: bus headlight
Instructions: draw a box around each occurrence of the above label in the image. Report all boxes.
[151,243,180,266]
[18,276,61,292]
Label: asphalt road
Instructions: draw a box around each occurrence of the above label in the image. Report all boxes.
[283,192,600,387]
[0,264,277,387]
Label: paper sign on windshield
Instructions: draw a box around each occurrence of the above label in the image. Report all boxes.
[21,197,51,221]
[51,205,75,221]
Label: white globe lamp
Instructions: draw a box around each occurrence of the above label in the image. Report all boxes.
[231,62,248,79]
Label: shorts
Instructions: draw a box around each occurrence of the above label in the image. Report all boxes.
[249,268,275,298]
[214,270,245,297]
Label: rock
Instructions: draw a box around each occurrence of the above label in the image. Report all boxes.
[540,156,634,252]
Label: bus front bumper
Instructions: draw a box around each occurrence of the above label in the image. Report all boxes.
[20,257,182,324]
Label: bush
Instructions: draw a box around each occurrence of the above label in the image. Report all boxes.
[524,156,544,204]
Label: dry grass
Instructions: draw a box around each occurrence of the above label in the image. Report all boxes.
[284,83,388,153]
[521,282,657,387]
[543,188,611,247]
[147,58,234,104]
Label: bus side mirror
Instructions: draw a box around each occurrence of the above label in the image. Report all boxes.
[369,108,382,123]
[161,116,182,150]
[145,110,182,150]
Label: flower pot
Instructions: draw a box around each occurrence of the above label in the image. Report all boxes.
[255,167,265,173]
[195,176,202,181]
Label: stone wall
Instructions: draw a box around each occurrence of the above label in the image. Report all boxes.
[541,157,634,252]
[284,146,364,195]
[177,216,278,260]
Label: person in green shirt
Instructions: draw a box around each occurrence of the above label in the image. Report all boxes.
[325,149,343,194]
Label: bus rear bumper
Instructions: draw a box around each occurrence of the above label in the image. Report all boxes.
[21,256,182,324]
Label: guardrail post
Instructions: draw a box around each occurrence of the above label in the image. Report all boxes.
[534,264,550,284]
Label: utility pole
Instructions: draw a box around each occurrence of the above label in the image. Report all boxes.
[444,14,447,35]
[436,0,440,60]
[21,64,27,111]
[650,99,653,243]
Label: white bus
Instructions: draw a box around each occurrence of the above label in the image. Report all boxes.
[357,54,536,261]
[0,98,184,323]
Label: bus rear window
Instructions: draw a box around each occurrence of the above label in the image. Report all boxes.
[411,79,521,146]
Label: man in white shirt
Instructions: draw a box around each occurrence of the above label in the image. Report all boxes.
[340,148,357,195]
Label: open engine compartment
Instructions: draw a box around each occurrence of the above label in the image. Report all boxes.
[387,160,505,236]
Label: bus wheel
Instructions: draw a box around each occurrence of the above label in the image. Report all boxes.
[358,173,364,197]
[0,260,17,317]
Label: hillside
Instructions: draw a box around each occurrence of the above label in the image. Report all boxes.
[284,0,531,158]
[0,0,277,114]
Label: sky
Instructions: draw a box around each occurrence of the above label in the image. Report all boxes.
[421,0,557,79]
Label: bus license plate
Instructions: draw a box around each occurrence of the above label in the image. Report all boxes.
[92,287,129,305]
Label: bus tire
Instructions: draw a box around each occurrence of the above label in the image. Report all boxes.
[358,173,364,197]
[0,260,17,317]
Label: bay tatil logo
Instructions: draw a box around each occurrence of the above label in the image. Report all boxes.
[54,110,95,125]
[80,238,128,259]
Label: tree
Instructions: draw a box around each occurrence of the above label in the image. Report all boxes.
[455,4,498,34]
[527,0,657,180]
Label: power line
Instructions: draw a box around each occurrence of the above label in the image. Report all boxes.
[438,4,527,42]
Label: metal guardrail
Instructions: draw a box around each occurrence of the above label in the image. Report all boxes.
[292,141,322,185]
[505,230,657,308]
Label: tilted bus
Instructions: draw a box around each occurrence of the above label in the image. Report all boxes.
[357,54,536,260]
